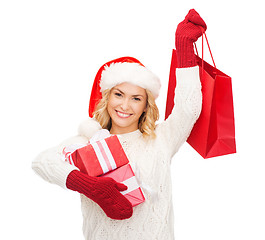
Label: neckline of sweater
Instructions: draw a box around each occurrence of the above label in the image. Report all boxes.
[116,129,142,141]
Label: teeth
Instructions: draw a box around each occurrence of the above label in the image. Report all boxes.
[117,111,131,118]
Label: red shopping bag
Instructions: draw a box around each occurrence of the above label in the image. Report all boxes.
[165,34,236,158]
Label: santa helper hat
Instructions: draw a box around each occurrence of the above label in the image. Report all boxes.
[88,56,161,118]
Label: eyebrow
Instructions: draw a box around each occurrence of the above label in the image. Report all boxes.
[113,88,145,98]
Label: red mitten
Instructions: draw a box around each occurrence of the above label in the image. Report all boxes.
[175,9,207,68]
[66,170,133,220]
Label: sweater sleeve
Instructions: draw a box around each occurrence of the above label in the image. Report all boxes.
[155,66,202,158]
[32,135,88,189]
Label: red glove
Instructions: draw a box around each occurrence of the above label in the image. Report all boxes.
[175,9,207,68]
[66,170,133,220]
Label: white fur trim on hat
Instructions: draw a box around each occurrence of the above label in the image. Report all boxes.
[100,62,161,99]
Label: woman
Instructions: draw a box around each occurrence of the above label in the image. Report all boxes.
[32,9,206,240]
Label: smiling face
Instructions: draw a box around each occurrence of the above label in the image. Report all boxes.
[107,82,147,134]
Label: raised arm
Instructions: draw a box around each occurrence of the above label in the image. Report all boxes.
[156,9,206,157]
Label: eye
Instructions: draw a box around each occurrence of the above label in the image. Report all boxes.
[114,92,122,97]
[133,97,141,101]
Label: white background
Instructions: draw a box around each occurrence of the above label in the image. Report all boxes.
[1,0,264,239]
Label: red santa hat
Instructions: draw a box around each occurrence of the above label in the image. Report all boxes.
[89,56,161,117]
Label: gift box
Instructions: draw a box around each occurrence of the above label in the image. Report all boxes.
[63,135,129,176]
[102,164,145,207]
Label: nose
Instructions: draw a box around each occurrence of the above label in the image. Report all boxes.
[120,98,130,112]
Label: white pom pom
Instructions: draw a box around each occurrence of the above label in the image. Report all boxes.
[78,118,102,139]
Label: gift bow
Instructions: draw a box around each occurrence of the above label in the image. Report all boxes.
[63,143,86,165]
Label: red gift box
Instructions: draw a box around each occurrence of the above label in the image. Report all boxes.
[63,135,129,176]
[102,164,145,207]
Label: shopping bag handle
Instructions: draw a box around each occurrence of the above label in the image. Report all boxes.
[194,31,216,69]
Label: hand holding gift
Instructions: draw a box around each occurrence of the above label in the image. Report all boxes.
[66,170,133,220]
[63,130,145,215]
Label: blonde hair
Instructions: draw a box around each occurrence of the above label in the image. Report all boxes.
[93,88,159,138]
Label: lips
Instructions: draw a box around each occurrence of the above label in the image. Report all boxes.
[115,110,132,118]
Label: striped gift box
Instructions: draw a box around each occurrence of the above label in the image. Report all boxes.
[102,164,145,207]
[63,135,129,176]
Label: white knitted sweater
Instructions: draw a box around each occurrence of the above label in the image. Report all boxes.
[32,66,202,240]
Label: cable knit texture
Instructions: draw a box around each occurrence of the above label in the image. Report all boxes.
[32,66,202,240]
